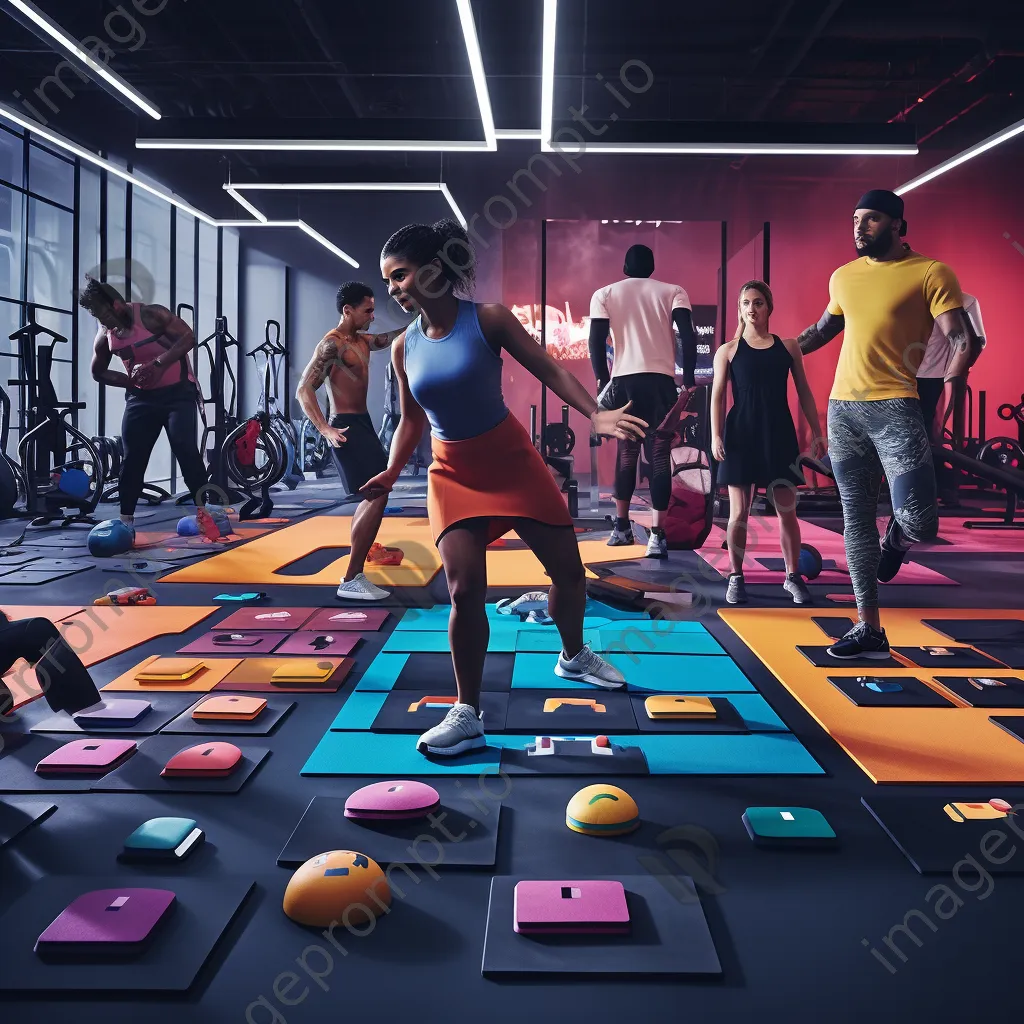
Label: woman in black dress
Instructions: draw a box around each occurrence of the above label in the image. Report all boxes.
[711,281,823,605]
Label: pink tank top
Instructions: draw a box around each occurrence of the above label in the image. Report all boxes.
[107,303,197,390]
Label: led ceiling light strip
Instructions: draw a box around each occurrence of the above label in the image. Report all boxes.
[540,0,557,151]
[3,0,161,119]
[223,181,468,227]
[896,115,1024,194]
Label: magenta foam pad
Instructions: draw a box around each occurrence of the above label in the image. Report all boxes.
[304,608,390,632]
[176,631,287,655]
[273,631,361,657]
[34,888,175,958]
[344,780,441,820]
[513,880,630,935]
[35,739,137,775]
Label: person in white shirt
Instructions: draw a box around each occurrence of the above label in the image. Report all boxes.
[588,244,696,558]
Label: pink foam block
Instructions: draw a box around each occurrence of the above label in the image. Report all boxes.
[514,880,630,935]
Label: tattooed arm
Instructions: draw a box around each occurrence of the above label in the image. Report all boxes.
[366,330,404,351]
[797,309,845,355]
[933,307,971,435]
[295,336,348,446]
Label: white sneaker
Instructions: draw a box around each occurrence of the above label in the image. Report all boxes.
[606,524,634,546]
[416,703,486,756]
[645,532,667,559]
[554,644,626,689]
[336,573,389,601]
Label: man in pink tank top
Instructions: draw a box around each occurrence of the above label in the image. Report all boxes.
[80,278,219,541]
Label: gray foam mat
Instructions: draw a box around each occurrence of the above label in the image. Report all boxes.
[29,695,198,736]
[0,875,255,993]
[481,874,721,976]
[0,552,42,567]
[89,734,270,794]
[160,697,295,736]
[0,567,92,585]
[277,780,502,867]
[0,797,56,847]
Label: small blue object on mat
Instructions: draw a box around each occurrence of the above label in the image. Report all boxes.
[87,519,134,557]
[302,729,503,776]
[177,515,200,536]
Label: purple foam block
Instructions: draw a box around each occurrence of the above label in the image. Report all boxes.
[513,880,630,935]
[72,699,151,727]
[304,608,390,632]
[274,631,361,657]
[344,780,441,820]
[177,631,287,655]
[35,888,175,957]
[35,739,137,775]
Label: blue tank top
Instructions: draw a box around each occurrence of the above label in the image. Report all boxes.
[403,299,509,441]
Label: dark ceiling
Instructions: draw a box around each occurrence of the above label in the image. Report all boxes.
[1,0,1022,224]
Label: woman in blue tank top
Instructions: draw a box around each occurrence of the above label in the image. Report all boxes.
[361,219,647,757]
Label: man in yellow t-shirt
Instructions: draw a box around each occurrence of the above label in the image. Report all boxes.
[798,189,972,659]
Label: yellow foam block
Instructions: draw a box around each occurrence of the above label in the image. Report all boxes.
[719,607,1024,784]
[103,655,240,693]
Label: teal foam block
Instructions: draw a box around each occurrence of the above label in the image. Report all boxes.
[383,627,519,654]
[728,693,789,732]
[489,733,822,774]
[301,729,503,776]
[510,653,755,692]
[596,627,725,656]
[329,692,388,730]
[354,653,409,691]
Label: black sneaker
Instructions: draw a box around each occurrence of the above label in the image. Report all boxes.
[828,621,890,660]
[877,517,908,583]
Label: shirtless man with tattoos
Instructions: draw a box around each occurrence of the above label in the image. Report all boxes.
[295,281,403,601]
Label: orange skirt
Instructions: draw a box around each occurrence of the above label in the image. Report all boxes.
[427,412,574,545]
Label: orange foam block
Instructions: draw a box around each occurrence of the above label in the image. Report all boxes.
[103,655,240,692]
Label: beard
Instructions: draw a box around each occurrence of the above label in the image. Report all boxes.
[855,234,892,259]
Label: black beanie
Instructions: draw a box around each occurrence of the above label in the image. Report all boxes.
[623,244,654,278]
[856,189,908,236]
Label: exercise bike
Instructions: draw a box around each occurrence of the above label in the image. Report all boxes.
[4,311,104,529]
[256,319,303,490]
[0,376,27,519]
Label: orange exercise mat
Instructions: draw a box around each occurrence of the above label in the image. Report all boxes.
[214,657,353,693]
[103,655,240,693]
[4,606,219,709]
[159,515,642,589]
[720,606,1024,784]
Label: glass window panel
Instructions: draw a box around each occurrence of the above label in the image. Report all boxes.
[222,228,239,344]
[0,183,25,301]
[130,187,171,307]
[174,209,196,319]
[27,198,73,310]
[196,221,219,420]
[32,308,74,421]
[0,124,23,188]
[77,165,101,441]
[0,299,23,458]
[103,177,127,438]
[28,143,73,208]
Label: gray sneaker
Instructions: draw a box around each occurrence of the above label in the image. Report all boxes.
[726,573,747,604]
[555,644,626,689]
[645,532,667,559]
[336,573,389,601]
[416,703,486,756]
[783,573,813,605]
[607,524,634,546]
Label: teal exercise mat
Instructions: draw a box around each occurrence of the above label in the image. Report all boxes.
[510,653,755,692]
[595,627,726,656]
[721,693,790,731]
[383,626,519,653]
[353,653,409,691]
[330,691,388,730]
[516,629,602,653]
[488,732,821,775]
[301,729,503,776]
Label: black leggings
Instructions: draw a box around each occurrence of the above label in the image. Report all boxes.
[121,383,209,514]
[0,617,100,716]
[615,432,674,510]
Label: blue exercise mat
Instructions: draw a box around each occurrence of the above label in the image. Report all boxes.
[510,653,755,692]
[595,627,725,656]
[353,653,409,691]
[301,729,503,776]
[329,692,388,730]
[383,626,519,654]
[726,693,789,732]
[516,629,602,653]
[394,605,616,633]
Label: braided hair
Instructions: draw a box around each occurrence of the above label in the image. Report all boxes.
[380,218,476,296]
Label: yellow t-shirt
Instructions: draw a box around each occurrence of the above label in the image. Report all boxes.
[827,250,963,401]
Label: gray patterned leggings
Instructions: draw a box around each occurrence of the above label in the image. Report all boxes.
[828,399,939,610]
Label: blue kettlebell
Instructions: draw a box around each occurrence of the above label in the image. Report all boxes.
[88,519,134,557]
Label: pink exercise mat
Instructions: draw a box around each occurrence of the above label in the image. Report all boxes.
[908,518,1024,555]
[272,631,361,657]
[700,519,957,586]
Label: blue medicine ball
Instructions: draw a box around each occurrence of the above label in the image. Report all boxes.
[88,519,134,557]
[798,543,823,580]
[56,467,91,499]
[177,515,200,536]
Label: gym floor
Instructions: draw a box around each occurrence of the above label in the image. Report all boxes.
[2,482,1023,1024]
